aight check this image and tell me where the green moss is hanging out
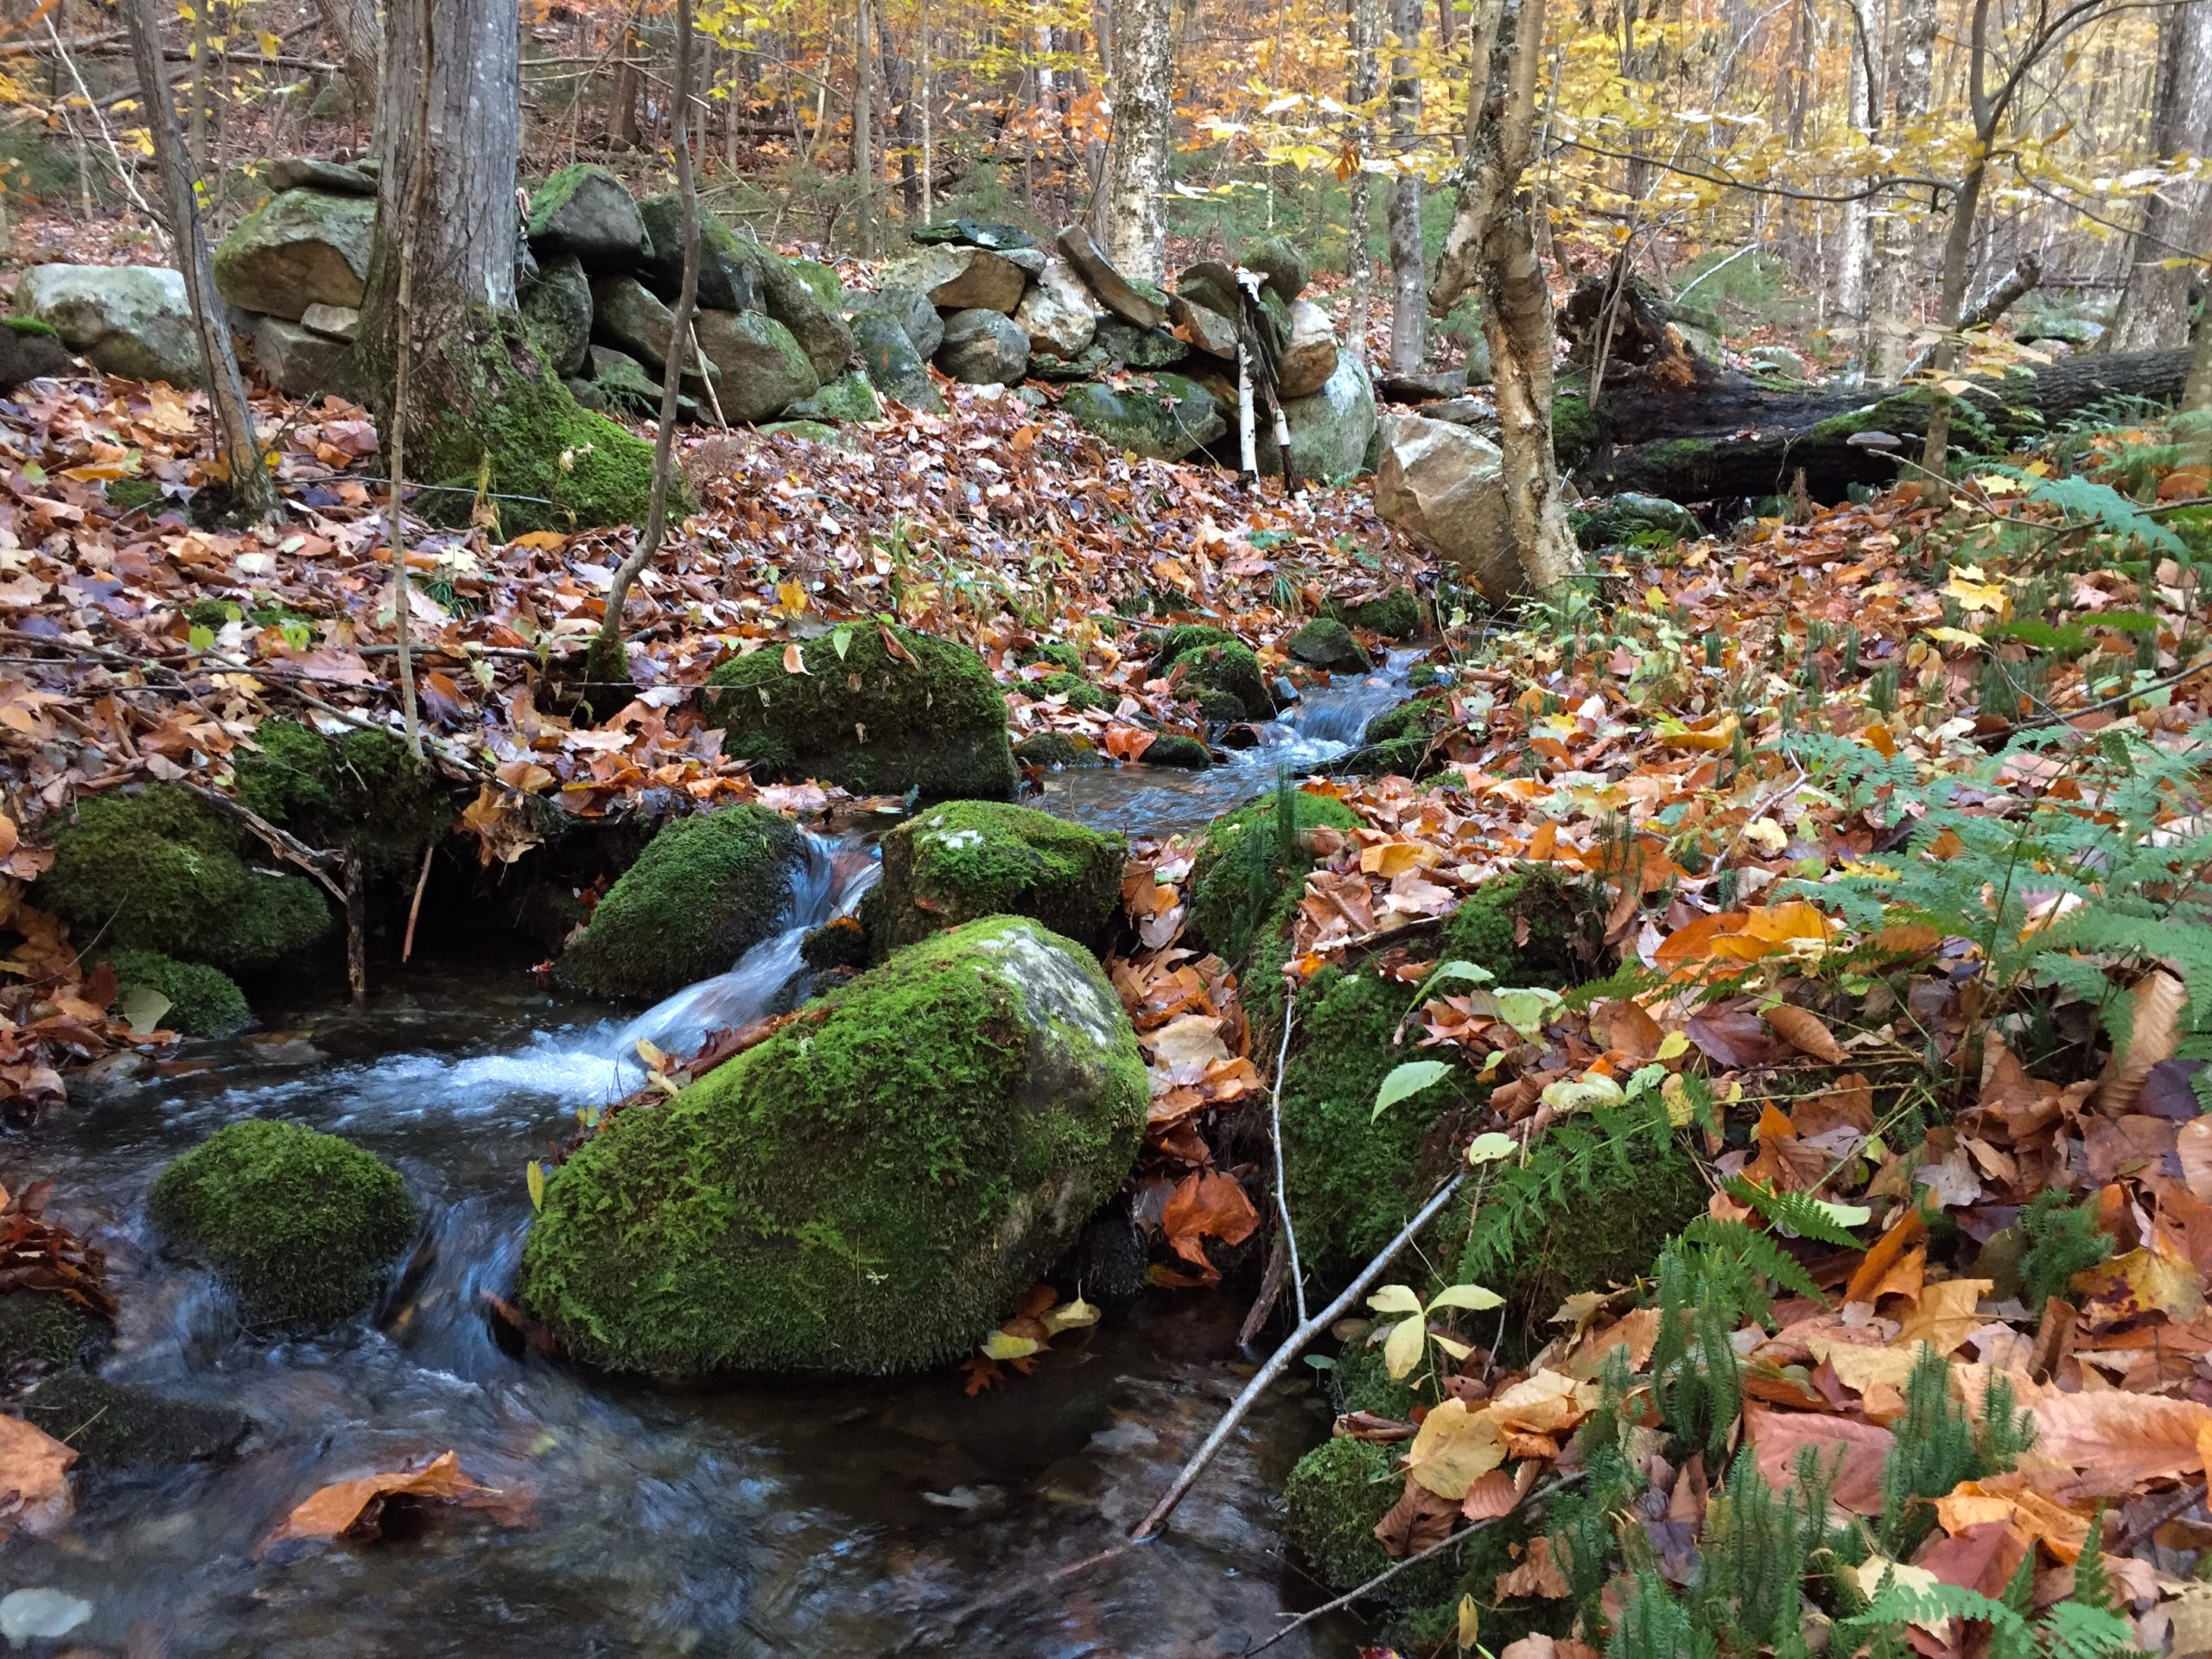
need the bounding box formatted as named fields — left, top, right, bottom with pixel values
left=1151, top=624, right=1236, bottom=665
left=200, top=868, right=334, bottom=970
left=104, top=477, right=163, bottom=513
left=1405, top=661, right=1446, bottom=690
left=4, top=314, right=60, bottom=340
left=1332, top=1332, right=1423, bottom=1420
left=1017, top=642, right=1085, bottom=673
left=149, top=1120, right=416, bottom=1330
left=702, top=625, right=1018, bottom=800
left=234, top=718, right=451, bottom=879
left=520, top=917, right=1149, bottom=1375
left=18, top=1372, right=250, bottom=1468
left=1014, top=731, right=1092, bottom=768
left=859, top=801, right=1125, bottom=957
left=105, top=949, right=250, bottom=1038
left=1438, top=868, right=1586, bottom=988
left=1282, top=1437, right=1401, bottom=1592
left=1338, top=589, right=1422, bottom=639
left=1551, top=391, right=1599, bottom=468
left=1287, top=618, right=1371, bottom=671
left=1159, top=636, right=1274, bottom=722
left=0, top=1294, right=99, bottom=1370
left=1185, top=791, right=1360, bottom=962
left=524, top=162, right=614, bottom=238
left=1337, top=693, right=1449, bottom=778
left=560, top=805, right=804, bottom=1001
left=1480, top=1139, right=1707, bottom=1321
left=181, top=597, right=237, bottom=629
left=1143, top=734, right=1213, bottom=768
left=1025, top=671, right=1113, bottom=712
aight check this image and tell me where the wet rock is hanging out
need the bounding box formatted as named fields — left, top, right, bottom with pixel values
left=246, top=314, right=365, bottom=403
left=0, top=1294, right=99, bottom=1371
left=1013, top=731, right=1096, bottom=768
left=637, top=194, right=761, bottom=313
left=526, top=163, right=650, bottom=268
left=1373, top=412, right=1516, bottom=606
left=0, top=317, right=75, bottom=390
left=880, top=245, right=1029, bottom=314
left=519, top=253, right=592, bottom=376
left=561, top=805, right=805, bottom=1003
left=1286, top=618, right=1371, bottom=672
left=935, top=308, right=1030, bottom=385
left=690, top=308, right=819, bottom=423
left=213, top=189, right=376, bottom=319
left=755, top=247, right=855, bottom=380
left=1152, top=624, right=1276, bottom=722
left=105, top=949, right=251, bottom=1038
left=1063, top=372, right=1223, bottom=461
left=860, top=801, right=1125, bottom=958
left=1013, top=257, right=1101, bottom=360
left=298, top=302, right=359, bottom=340
left=520, top=917, right=1149, bottom=1376
left=851, top=309, right=943, bottom=411
left=1141, top=734, right=1213, bottom=769
left=785, top=368, right=882, bottom=423
left=703, top=624, right=1018, bottom=799
left=1274, top=299, right=1339, bottom=399
left=854, top=282, right=943, bottom=359
left=19, top=1372, right=251, bottom=1468
left=0, top=1589, right=92, bottom=1645
left=266, top=156, right=378, bottom=195
left=17, top=264, right=200, bottom=386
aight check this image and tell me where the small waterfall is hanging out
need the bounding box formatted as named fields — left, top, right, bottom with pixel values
left=1277, top=648, right=1423, bottom=746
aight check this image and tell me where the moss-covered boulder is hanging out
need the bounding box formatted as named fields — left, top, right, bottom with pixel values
left=149, top=1120, right=416, bottom=1329
left=1142, top=734, right=1213, bottom=769
left=1337, top=692, right=1447, bottom=778
left=1154, top=626, right=1276, bottom=722
left=1019, top=670, right=1113, bottom=711
left=560, top=805, right=804, bottom=1002
left=1186, top=790, right=1360, bottom=963
left=860, top=802, right=1124, bottom=958
left=786, top=368, right=883, bottom=423
left=1014, top=731, right=1093, bottom=768
left=520, top=917, right=1149, bottom=1376
left=211, top=188, right=376, bottom=320
left=525, top=163, right=649, bottom=268
left=520, top=252, right=594, bottom=377
left=691, top=308, right=820, bottom=423
left=106, top=950, right=250, bottom=1039
left=1287, top=618, right=1372, bottom=672
left=637, top=194, right=761, bottom=313
left=37, top=785, right=331, bottom=972
left=754, top=245, right=855, bottom=382
left=1334, top=588, right=1423, bottom=639
left=853, top=308, right=944, bottom=412
left=1282, top=1436, right=1401, bottom=1592
left=19, top=1372, right=250, bottom=1469
left=0, top=1294, right=99, bottom=1371
left=235, top=718, right=451, bottom=878
left=1472, top=1135, right=1708, bottom=1323
left=703, top=626, right=1018, bottom=800
left=1063, top=372, right=1224, bottom=461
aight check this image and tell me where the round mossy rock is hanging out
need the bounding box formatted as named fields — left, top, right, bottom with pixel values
left=1142, top=734, right=1213, bottom=769
left=520, top=917, right=1149, bottom=1376
left=1282, top=1436, right=1400, bottom=1592
left=859, top=801, right=1125, bottom=958
left=1153, top=626, right=1275, bottom=721
left=149, top=1120, right=416, bottom=1329
left=560, top=805, right=805, bottom=1002
left=1013, top=731, right=1092, bottom=768
left=1185, top=791, right=1360, bottom=962
left=1286, top=618, right=1372, bottom=672
left=106, top=950, right=250, bottom=1039
left=1337, top=588, right=1422, bottom=639
left=235, top=717, right=452, bottom=879
left=703, top=625, right=1018, bottom=801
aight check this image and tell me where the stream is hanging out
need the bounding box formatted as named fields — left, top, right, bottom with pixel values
left=0, top=654, right=1417, bottom=1656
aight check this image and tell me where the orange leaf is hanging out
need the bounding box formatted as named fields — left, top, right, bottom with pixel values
left=1844, top=1212, right=1928, bottom=1306
left=263, top=1450, right=516, bottom=1550
left=0, top=1414, right=74, bottom=1535
left=1765, top=1004, right=1846, bottom=1064
left=1161, top=1171, right=1259, bottom=1271
left=782, top=642, right=810, bottom=675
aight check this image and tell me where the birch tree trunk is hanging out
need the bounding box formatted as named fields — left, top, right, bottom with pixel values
left=2109, top=0, right=2212, bottom=353
left=854, top=0, right=877, bottom=255
left=1834, top=0, right=1881, bottom=374
left=1346, top=0, right=1381, bottom=356
left=1384, top=0, right=1426, bottom=375
left=1865, top=0, right=1934, bottom=382
left=1104, top=0, right=1172, bottom=281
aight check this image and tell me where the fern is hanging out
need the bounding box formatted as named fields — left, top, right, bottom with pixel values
left=1984, top=466, right=2189, bottom=556
left=1662, top=1215, right=1825, bottom=1317
left=1725, top=1177, right=1865, bottom=1248
left=1455, top=1096, right=1677, bottom=1285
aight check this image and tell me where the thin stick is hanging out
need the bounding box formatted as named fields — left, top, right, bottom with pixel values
left=344, top=853, right=367, bottom=1003
left=385, top=0, right=434, bottom=762
left=1130, top=1170, right=1466, bottom=1542
left=45, top=15, right=158, bottom=224
left=1267, top=995, right=1307, bottom=1326
left=402, top=839, right=435, bottom=963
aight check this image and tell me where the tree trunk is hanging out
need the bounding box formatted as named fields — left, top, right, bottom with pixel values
left=2187, top=295, right=2212, bottom=410
left=2109, top=0, right=2212, bottom=353
left=854, top=0, right=876, bottom=255
left=1346, top=0, right=1380, bottom=359
left=875, top=1, right=920, bottom=221
left=1104, top=0, right=1170, bottom=281
left=1834, top=0, right=1880, bottom=373
left=358, top=0, right=655, bottom=532
left=120, top=0, right=276, bottom=522
left=610, top=22, right=643, bottom=149
left=1865, top=0, right=1934, bottom=381
left=315, top=0, right=382, bottom=119
left=1383, top=0, right=1424, bottom=374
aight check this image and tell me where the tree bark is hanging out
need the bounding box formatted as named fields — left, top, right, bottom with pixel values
left=854, top=0, right=876, bottom=255
left=2187, top=293, right=2212, bottom=410
left=315, top=0, right=382, bottom=119
left=1834, top=0, right=1880, bottom=372
left=1346, top=0, right=1380, bottom=358
left=120, top=0, right=276, bottom=522
left=2109, top=0, right=2212, bottom=353
left=1865, top=0, right=1934, bottom=381
left=1103, top=0, right=1171, bottom=281
left=874, top=1, right=920, bottom=221
left=1383, top=0, right=1425, bottom=374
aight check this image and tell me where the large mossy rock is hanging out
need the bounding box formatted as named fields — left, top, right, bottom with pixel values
left=855, top=283, right=944, bottom=359
left=520, top=253, right=594, bottom=378
left=1153, top=623, right=1275, bottom=721
left=1374, top=413, right=1516, bottom=606
left=1287, top=617, right=1371, bottom=672
left=589, top=275, right=709, bottom=379
left=519, top=917, right=1149, bottom=1376
left=852, top=309, right=943, bottom=411
left=1064, top=372, right=1223, bottom=461
left=37, top=784, right=331, bottom=972
left=560, top=805, right=804, bottom=1002
left=755, top=246, right=854, bottom=381
left=703, top=626, right=1017, bottom=800
left=0, top=317, right=74, bottom=390
left=691, top=308, right=819, bottom=423
left=785, top=367, right=882, bottom=423
left=212, top=188, right=376, bottom=319
left=105, top=949, right=250, bottom=1039
left=1185, top=789, right=1360, bottom=963
left=526, top=164, right=650, bottom=268
left=637, top=195, right=760, bottom=313
left=16, top=265, right=200, bottom=386
left=235, top=718, right=450, bottom=878
left=149, top=1120, right=416, bottom=1329
left=860, top=801, right=1124, bottom=959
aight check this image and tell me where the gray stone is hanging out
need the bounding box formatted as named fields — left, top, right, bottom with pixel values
left=879, top=245, right=1027, bottom=314
left=1013, top=257, right=1101, bottom=359
left=852, top=309, right=943, bottom=412
left=1054, top=224, right=1166, bottom=331
left=935, top=308, right=1030, bottom=385
left=527, top=163, right=650, bottom=268
left=1576, top=492, right=1702, bottom=549
left=1241, top=235, right=1309, bottom=302
left=246, top=314, right=365, bottom=403
left=1167, top=293, right=1238, bottom=361
left=1746, top=344, right=1808, bottom=378
left=0, top=1589, right=92, bottom=1644
left=520, top=253, right=592, bottom=377
left=1373, top=413, right=1516, bottom=605
left=692, top=308, right=820, bottom=423
left=212, top=189, right=376, bottom=320
left=785, top=368, right=882, bottom=423
left=756, top=248, right=854, bottom=380
left=1262, top=349, right=1376, bottom=484
left=18, top=264, right=200, bottom=386
left=1095, top=316, right=1188, bottom=370
left=1276, top=298, right=1339, bottom=399
left=1177, top=261, right=1243, bottom=321
left=297, top=302, right=359, bottom=340
left=1063, top=372, right=1226, bottom=461
left=0, top=319, right=75, bottom=389
left=1422, top=396, right=1490, bottom=427
left=266, top=156, right=377, bottom=195
left=1001, top=247, right=1047, bottom=277
left=912, top=218, right=1036, bottom=251
left=588, top=275, right=708, bottom=378
left=582, top=345, right=664, bottom=416
left=636, top=194, right=761, bottom=314
left=855, top=283, right=943, bottom=358
left=788, top=257, right=843, bottom=311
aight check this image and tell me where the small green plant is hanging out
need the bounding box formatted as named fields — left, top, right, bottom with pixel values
left=2018, top=1188, right=2113, bottom=1308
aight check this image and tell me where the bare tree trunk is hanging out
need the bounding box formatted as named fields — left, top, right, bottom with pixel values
left=2110, top=0, right=2212, bottom=353
left=315, top=0, right=383, bottom=119
left=875, top=1, right=920, bottom=221
left=1088, top=0, right=1112, bottom=242
left=854, top=0, right=876, bottom=255
left=1834, top=0, right=1880, bottom=374
left=1865, top=0, right=1934, bottom=381
left=120, top=0, right=276, bottom=523
left=1104, top=0, right=1172, bottom=281
left=1347, top=0, right=1381, bottom=359
left=610, top=22, right=643, bottom=149
left=2188, top=281, right=2212, bottom=410
left=1384, top=0, right=1425, bottom=374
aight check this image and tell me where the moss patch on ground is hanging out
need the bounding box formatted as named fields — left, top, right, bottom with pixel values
left=106, top=949, right=251, bottom=1038
left=1022, top=671, right=1115, bottom=712
left=1185, top=790, right=1361, bottom=963
left=149, top=1120, right=416, bottom=1330
left=560, top=805, right=804, bottom=1002
left=0, top=1294, right=99, bottom=1370
left=235, top=718, right=452, bottom=878
left=860, top=801, right=1125, bottom=957
left=19, top=1371, right=251, bottom=1468
left=703, top=625, right=1018, bottom=800
left=1473, top=1135, right=1709, bottom=1324
left=1282, top=1436, right=1402, bottom=1592
left=520, top=917, right=1148, bottom=1376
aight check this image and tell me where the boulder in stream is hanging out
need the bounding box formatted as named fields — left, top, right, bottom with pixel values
left=104, top=949, right=251, bottom=1039
left=1151, top=623, right=1274, bottom=722
left=149, top=1120, right=416, bottom=1329
left=860, top=801, right=1124, bottom=959
left=560, top=805, right=805, bottom=1003
left=520, top=916, right=1148, bottom=1375
left=1285, top=618, right=1370, bottom=673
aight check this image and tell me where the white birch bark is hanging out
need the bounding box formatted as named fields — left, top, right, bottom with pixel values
left=1104, top=0, right=1172, bottom=282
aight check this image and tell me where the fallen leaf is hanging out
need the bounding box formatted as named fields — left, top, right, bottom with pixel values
left=0, top=1414, right=74, bottom=1535
left=1764, top=1003, right=1847, bottom=1065
left=264, top=1451, right=516, bottom=1550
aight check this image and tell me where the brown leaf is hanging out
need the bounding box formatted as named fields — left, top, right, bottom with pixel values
left=1746, top=1404, right=1894, bottom=1514
left=1160, top=1171, right=1258, bottom=1272
left=1765, top=1003, right=1847, bottom=1064
left=1373, top=1471, right=1459, bottom=1557
left=2101, top=968, right=2186, bottom=1115
left=1493, top=1534, right=1571, bottom=1599
left=0, top=1413, right=74, bottom=1535
left=262, top=1450, right=518, bottom=1551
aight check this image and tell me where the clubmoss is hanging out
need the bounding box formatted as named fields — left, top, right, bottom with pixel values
left=0, top=1294, right=99, bottom=1370
left=560, top=804, right=804, bottom=1002
left=1185, top=791, right=1361, bottom=963
left=105, top=949, right=251, bottom=1038
left=19, top=1371, right=251, bottom=1468
left=519, top=917, right=1149, bottom=1376
left=149, top=1120, right=416, bottom=1330
left=234, top=718, right=452, bottom=879
left=1281, top=1436, right=1401, bottom=1592
left=702, top=625, right=1018, bottom=800
left=859, top=800, right=1125, bottom=957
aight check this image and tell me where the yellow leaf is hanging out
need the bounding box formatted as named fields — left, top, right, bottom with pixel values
left=1382, top=1311, right=1427, bottom=1379
left=525, top=1160, right=545, bottom=1211
left=1927, top=626, right=1987, bottom=650
left=1655, top=1030, right=1690, bottom=1061
left=257, top=29, right=282, bottom=57
left=1369, top=1284, right=1423, bottom=1315
left=981, top=1330, right=1041, bottom=1361
left=1893, top=1279, right=1992, bottom=1355
left=1360, top=841, right=1441, bottom=877
left=1457, top=1594, right=1481, bottom=1649
left=776, top=579, right=809, bottom=615
left=1943, top=573, right=2009, bottom=613
left=1402, top=1397, right=1506, bottom=1499
left=1041, top=1295, right=1100, bottom=1336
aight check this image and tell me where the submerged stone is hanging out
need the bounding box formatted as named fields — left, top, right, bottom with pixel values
left=520, top=917, right=1149, bottom=1376
left=19, top=1372, right=250, bottom=1468
left=860, top=801, right=1124, bottom=958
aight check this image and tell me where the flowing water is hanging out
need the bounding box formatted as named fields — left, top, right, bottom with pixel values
left=0, top=658, right=1421, bottom=1656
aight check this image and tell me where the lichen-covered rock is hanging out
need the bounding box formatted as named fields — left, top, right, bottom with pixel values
left=1274, top=298, right=1339, bottom=399
left=788, top=257, right=843, bottom=310
left=19, top=1373, right=250, bottom=1469
left=1287, top=618, right=1371, bottom=672
left=235, top=718, right=451, bottom=878
left=106, top=950, right=251, bottom=1039
left=212, top=189, right=376, bottom=319
left=879, top=245, right=1028, bottom=314
left=1374, top=413, right=1516, bottom=605
left=1154, top=624, right=1274, bottom=721
left=1241, top=235, right=1310, bottom=303
left=1185, top=789, right=1359, bottom=963
left=855, top=282, right=944, bottom=359
left=852, top=309, right=943, bottom=411
left=298, top=302, right=359, bottom=340
left=149, top=1120, right=416, bottom=1329
left=1282, top=1437, right=1399, bottom=1592
left=755, top=245, right=855, bottom=381
left=636, top=194, right=761, bottom=313
left=245, top=314, right=365, bottom=403
left=785, top=368, right=882, bottom=423
left=1063, top=372, right=1224, bottom=461
left=526, top=164, right=650, bottom=268
left=1014, top=257, right=1102, bottom=359
left=520, top=917, right=1149, bottom=1375
left=1265, top=350, right=1376, bottom=485
left=704, top=625, right=1018, bottom=800
left=560, top=805, right=804, bottom=1002
left=16, top=264, right=200, bottom=386
left=860, top=802, right=1124, bottom=958
left=589, top=275, right=710, bottom=379
left=37, top=784, right=332, bottom=972
left=935, top=308, right=1030, bottom=385
left=1574, top=491, right=1702, bottom=550
left=690, top=308, right=820, bottom=423
left=911, top=218, right=1035, bottom=251
left=520, top=252, right=594, bottom=377
left=267, top=156, right=378, bottom=195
